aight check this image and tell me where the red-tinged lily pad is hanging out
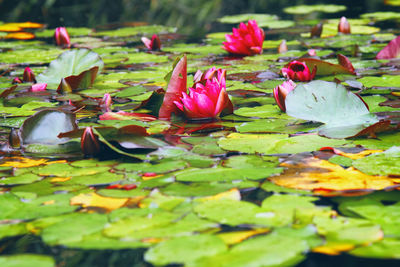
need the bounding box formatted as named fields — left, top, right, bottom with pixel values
left=352, top=120, right=395, bottom=138
left=0, top=85, right=17, bottom=98
left=376, top=35, right=400, bottom=59
left=337, top=54, right=355, bottom=73
left=20, top=109, right=78, bottom=145
left=285, top=81, right=379, bottom=139
left=158, top=55, right=187, bottom=120
left=56, top=66, right=99, bottom=91
left=298, top=57, right=355, bottom=76
left=37, top=49, right=104, bottom=89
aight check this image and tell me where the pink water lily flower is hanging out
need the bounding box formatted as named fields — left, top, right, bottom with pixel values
left=173, top=67, right=232, bottom=119
left=223, top=20, right=265, bottom=56
left=54, top=27, right=71, bottom=48
left=193, top=67, right=226, bottom=87
left=273, top=80, right=296, bottom=112
left=141, top=34, right=161, bottom=51
left=281, top=60, right=317, bottom=82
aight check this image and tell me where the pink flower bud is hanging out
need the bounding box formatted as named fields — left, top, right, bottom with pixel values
left=223, top=20, right=265, bottom=56
left=23, top=67, right=36, bottom=83
left=12, top=77, right=22, bottom=84
left=100, top=93, right=112, bottom=112
left=30, top=83, right=47, bottom=92
left=141, top=34, right=161, bottom=51
left=81, top=127, right=101, bottom=156
left=281, top=61, right=317, bottom=82
left=54, top=27, right=71, bottom=48
left=338, top=17, right=351, bottom=34
left=311, top=23, right=323, bottom=38
left=273, top=80, right=296, bottom=112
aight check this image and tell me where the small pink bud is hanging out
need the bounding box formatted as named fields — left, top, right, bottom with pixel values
left=100, top=93, right=112, bottom=112
left=311, top=23, right=323, bottom=38
left=273, top=80, right=296, bottom=112
left=278, top=40, right=288, bottom=53
left=23, top=67, right=36, bottom=83
left=12, top=77, right=22, bottom=84
left=30, top=83, right=47, bottom=92
left=141, top=34, right=161, bottom=51
left=338, top=17, right=351, bottom=34
left=54, top=27, right=71, bottom=48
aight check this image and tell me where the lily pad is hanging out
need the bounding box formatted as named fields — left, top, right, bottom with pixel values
left=37, top=48, right=104, bottom=89
left=284, top=4, right=346, bottom=14
left=285, top=81, right=379, bottom=138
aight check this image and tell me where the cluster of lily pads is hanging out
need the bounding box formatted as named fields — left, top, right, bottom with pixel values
left=1, top=4, right=400, bottom=267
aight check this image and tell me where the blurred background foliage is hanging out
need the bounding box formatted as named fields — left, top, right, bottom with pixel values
left=0, top=0, right=391, bottom=39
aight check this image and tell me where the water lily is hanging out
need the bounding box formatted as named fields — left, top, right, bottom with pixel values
left=12, top=77, right=22, bottom=84
left=281, top=60, right=316, bottom=82
left=81, top=127, right=100, bottom=156
left=23, top=67, right=36, bottom=83
left=100, top=93, right=112, bottom=112
left=223, top=20, right=264, bottom=56
left=193, top=67, right=226, bottom=87
left=141, top=34, right=161, bottom=51
left=173, top=67, right=232, bottom=119
left=30, top=83, right=47, bottom=92
left=54, top=27, right=71, bottom=48
left=273, top=80, right=296, bottom=112
left=338, top=16, right=350, bottom=34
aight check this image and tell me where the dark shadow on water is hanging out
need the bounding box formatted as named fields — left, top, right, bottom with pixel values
left=1, top=234, right=400, bottom=267
left=298, top=253, right=400, bottom=267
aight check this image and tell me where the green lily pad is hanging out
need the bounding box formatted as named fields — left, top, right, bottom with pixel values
left=0, top=254, right=55, bottom=267
left=284, top=4, right=346, bottom=14
left=37, top=48, right=104, bottom=88
left=352, top=147, right=400, bottom=176
left=217, top=14, right=277, bottom=24
left=145, top=234, right=227, bottom=266
left=285, top=81, right=378, bottom=138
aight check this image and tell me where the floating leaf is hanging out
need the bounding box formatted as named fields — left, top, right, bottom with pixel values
left=0, top=254, right=55, bottom=267
left=145, top=234, right=227, bottom=266
left=20, top=109, right=78, bottom=145
left=5, top=32, right=35, bottom=40
left=37, top=49, right=104, bottom=89
left=298, top=58, right=355, bottom=76
left=218, top=14, right=277, bottom=24
left=284, top=4, right=346, bottom=14
left=285, top=81, right=379, bottom=138
left=70, top=192, right=129, bottom=211
left=270, top=157, right=400, bottom=196
left=352, top=146, right=400, bottom=176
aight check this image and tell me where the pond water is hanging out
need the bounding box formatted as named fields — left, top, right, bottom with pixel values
left=0, top=2, right=400, bottom=267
